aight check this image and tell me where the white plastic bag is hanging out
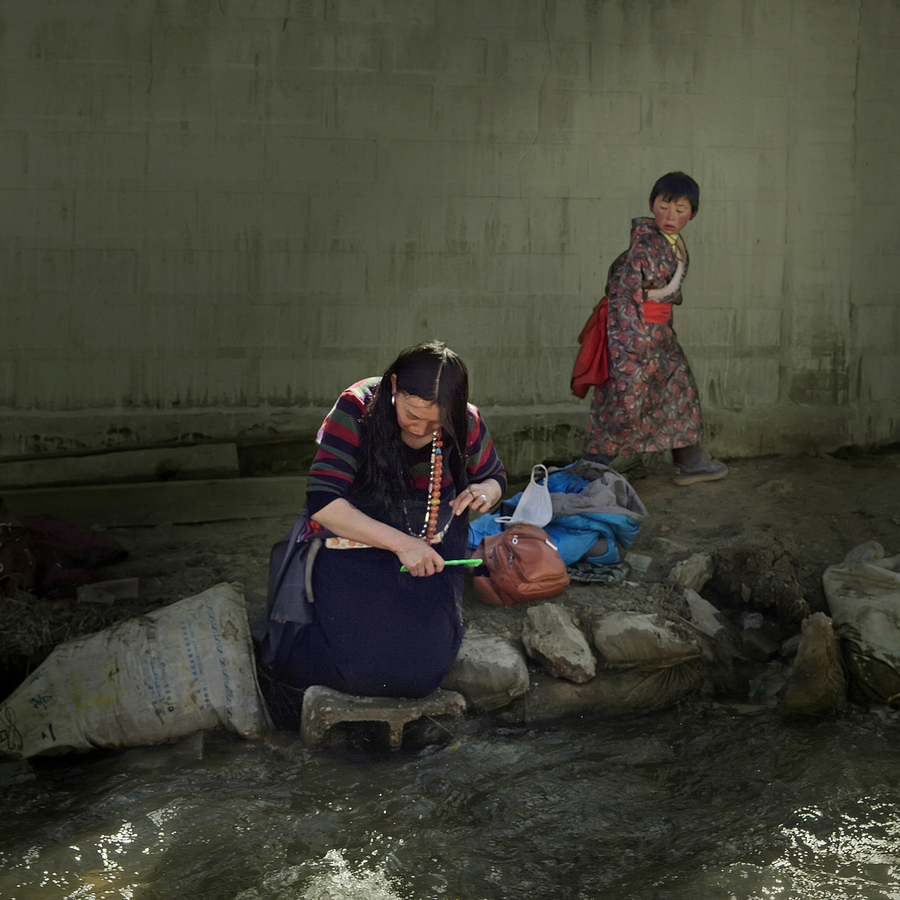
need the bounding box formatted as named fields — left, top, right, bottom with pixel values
left=495, top=464, right=553, bottom=527
left=0, top=583, right=271, bottom=760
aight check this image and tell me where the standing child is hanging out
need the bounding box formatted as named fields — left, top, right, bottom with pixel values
left=574, top=171, right=727, bottom=485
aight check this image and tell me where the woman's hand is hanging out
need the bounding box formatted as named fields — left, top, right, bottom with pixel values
left=395, top=536, right=445, bottom=578
left=313, top=498, right=444, bottom=577
left=450, top=477, right=503, bottom=518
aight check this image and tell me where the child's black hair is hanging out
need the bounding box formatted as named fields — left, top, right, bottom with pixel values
left=649, top=171, right=700, bottom=214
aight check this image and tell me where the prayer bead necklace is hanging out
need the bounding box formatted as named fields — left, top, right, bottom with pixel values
left=419, top=429, right=444, bottom=544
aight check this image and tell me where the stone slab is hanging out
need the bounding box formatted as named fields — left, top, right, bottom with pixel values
left=0, top=443, right=241, bottom=490
left=300, top=685, right=467, bottom=749
left=1, top=476, right=308, bottom=527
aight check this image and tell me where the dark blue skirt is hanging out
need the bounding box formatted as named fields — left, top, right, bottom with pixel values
left=268, top=514, right=467, bottom=698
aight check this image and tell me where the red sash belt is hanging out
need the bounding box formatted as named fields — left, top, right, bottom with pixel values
left=571, top=293, right=674, bottom=399
left=643, top=300, right=672, bottom=324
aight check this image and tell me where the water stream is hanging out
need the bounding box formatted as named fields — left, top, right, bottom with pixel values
left=2, top=702, right=900, bottom=899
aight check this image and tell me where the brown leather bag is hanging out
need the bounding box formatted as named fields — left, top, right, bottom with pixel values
left=473, top=523, right=570, bottom=606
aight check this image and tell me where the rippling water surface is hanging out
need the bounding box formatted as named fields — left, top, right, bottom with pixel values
left=2, top=703, right=900, bottom=899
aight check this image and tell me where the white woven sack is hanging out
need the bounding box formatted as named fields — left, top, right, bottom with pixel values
left=823, top=549, right=900, bottom=702
left=0, top=583, right=270, bottom=760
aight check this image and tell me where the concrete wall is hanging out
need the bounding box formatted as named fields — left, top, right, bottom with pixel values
left=0, top=0, right=898, bottom=476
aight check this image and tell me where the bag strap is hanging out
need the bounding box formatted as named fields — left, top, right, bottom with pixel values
left=304, top=537, right=323, bottom=604
left=271, top=515, right=309, bottom=593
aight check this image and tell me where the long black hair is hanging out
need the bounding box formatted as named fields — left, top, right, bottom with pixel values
left=353, top=340, right=470, bottom=511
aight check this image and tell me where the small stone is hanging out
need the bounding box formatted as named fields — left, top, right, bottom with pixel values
left=522, top=603, right=596, bottom=684
left=669, top=552, right=714, bottom=592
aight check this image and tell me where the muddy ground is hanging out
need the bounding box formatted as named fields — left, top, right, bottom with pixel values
left=2, top=447, right=898, bottom=702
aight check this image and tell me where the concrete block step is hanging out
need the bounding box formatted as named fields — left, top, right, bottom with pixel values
left=0, top=443, right=241, bottom=490
left=300, top=685, right=467, bottom=749
left=2, top=476, right=308, bottom=527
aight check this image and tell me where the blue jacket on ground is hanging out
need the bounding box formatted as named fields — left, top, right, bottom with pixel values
left=469, top=462, right=647, bottom=566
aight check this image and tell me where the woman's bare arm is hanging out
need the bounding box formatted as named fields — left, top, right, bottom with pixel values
left=311, top=497, right=445, bottom=577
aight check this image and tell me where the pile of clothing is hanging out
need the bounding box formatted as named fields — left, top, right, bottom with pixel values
left=469, top=460, right=648, bottom=583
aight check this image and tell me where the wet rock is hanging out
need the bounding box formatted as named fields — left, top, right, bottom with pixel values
left=442, top=631, right=530, bottom=711
left=780, top=612, right=847, bottom=714
left=669, top=552, right=713, bottom=592
left=521, top=603, right=596, bottom=684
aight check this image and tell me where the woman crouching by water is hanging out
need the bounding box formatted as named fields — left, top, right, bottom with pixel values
left=261, top=340, right=506, bottom=699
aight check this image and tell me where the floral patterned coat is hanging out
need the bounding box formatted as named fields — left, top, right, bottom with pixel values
left=583, top=217, right=703, bottom=458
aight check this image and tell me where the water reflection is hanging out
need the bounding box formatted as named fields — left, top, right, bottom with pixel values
left=1, top=704, right=899, bottom=899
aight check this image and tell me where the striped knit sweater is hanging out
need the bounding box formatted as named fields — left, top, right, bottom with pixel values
left=306, top=378, right=506, bottom=528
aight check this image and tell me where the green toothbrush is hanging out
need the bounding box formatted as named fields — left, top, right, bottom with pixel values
left=401, top=558, right=482, bottom=572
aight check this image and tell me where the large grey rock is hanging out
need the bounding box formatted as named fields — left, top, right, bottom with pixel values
left=442, top=632, right=530, bottom=711
left=521, top=603, right=596, bottom=684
